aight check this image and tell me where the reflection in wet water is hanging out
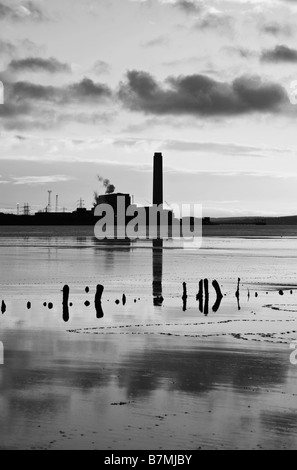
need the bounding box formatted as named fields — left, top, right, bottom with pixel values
left=152, top=240, right=164, bottom=307
left=1, top=232, right=297, bottom=448
left=0, top=330, right=295, bottom=450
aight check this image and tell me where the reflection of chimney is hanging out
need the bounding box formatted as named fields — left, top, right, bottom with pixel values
left=153, top=152, right=163, bottom=207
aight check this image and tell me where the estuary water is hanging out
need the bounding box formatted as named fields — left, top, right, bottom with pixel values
left=0, top=225, right=297, bottom=449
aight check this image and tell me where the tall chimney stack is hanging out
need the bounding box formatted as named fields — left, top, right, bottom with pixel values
left=153, top=152, right=163, bottom=207
left=48, top=190, right=52, bottom=213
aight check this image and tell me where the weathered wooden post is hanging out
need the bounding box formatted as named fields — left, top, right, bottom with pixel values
left=204, top=279, right=209, bottom=316
left=63, top=285, right=70, bottom=323
left=95, top=284, right=104, bottom=319
left=212, top=280, right=223, bottom=313
left=1, top=300, right=6, bottom=314
left=182, top=282, right=187, bottom=312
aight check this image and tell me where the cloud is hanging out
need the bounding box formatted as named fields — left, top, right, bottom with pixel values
left=0, top=39, right=17, bottom=56
left=0, top=1, right=46, bottom=22
left=4, top=77, right=112, bottom=106
left=130, top=0, right=204, bottom=11
left=8, top=57, right=72, bottom=74
left=194, top=10, right=234, bottom=33
left=12, top=175, right=76, bottom=185
left=0, top=76, right=113, bottom=129
left=173, top=0, right=204, bottom=13
left=0, top=38, right=45, bottom=59
left=223, top=46, right=257, bottom=59
left=0, top=106, right=114, bottom=131
left=260, top=21, right=294, bottom=37
left=162, top=139, right=267, bottom=157
left=162, top=56, right=201, bottom=67
left=1, top=67, right=293, bottom=132
left=118, top=70, right=290, bottom=117
left=8, top=82, right=60, bottom=103
left=0, top=174, right=9, bottom=184
left=91, top=60, right=111, bottom=76
left=67, top=78, right=112, bottom=101
left=261, top=44, right=297, bottom=62
left=109, top=136, right=276, bottom=159
left=142, top=35, right=168, bottom=48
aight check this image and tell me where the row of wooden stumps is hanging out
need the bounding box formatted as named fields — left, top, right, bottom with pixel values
left=62, top=284, right=104, bottom=322
left=182, top=279, right=223, bottom=314
left=185, top=278, right=293, bottom=313
left=0, top=286, right=138, bottom=321
left=236, top=278, right=294, bottom=310
left=0, top=286, right=105, bottom=323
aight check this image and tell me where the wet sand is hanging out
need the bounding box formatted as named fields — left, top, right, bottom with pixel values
left=1, top=227, right=297, bottom=449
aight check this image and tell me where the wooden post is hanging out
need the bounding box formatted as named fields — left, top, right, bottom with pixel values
left=63, top=285, right=70, bottom=323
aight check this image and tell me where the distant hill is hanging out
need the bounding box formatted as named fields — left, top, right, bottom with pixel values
left=210, top=216, right=297, bottom=225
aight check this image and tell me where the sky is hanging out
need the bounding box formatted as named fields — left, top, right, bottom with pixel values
left=1, top=0, right=297, bottom=216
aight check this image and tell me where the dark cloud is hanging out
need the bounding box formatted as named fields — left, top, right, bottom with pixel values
left=173, top=0, right=204, bottom=13
left=260, top=22, right=294, bottom=37
left=0, top=77, right=113, bottom=129
left=6, top=77, right=112, bottom=105
left=261, top=45, right=297, bottom=63
left=67, top=78, right=112, bottom=101
left=0, top=1, right=46, bottom=22
left=8, top=57, right=71, bottom=74
left=92, top=60, right=111, bottom=76
left=0, top=102, right=31, bottom=119
left=0, top=2, right=18, bottom=20
left=0, top=69, right=292, bottom=131
left=118, top=70, right=289, bottom=116
left=11, top=81, right=59, bottom=102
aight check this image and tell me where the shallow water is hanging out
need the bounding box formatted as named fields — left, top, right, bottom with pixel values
left=0, top=226, right=297, bottom=449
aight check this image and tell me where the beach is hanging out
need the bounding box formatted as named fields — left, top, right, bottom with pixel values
left=0, top=226, right=297, bottom=450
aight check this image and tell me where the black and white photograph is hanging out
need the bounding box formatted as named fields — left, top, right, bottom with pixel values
left=1, top=0, right=297, bottom=453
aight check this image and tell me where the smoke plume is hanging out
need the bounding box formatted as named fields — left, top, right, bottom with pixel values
left=98, top=175, right=116, bottom=195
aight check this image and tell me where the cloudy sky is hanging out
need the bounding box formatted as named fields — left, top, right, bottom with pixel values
left=1, top=0, right=297, bottom=216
